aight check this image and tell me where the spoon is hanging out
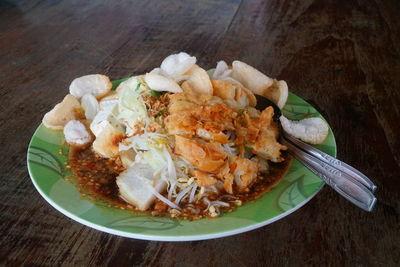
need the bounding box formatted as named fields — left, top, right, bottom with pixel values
left=255, top=95, right=377, bottom=212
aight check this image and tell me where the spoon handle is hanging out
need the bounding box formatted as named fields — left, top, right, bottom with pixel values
left=282, top=138, right=377, bottom=212
left=284, top=132, right=377, bottom=192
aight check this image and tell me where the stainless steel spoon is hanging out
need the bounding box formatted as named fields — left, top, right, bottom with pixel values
left=255, top=95, right=377, bottom=212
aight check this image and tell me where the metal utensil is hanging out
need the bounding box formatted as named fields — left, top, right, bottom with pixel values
left=255, top=95, right=377, bottom=211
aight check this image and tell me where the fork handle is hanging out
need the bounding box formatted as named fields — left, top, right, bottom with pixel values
left=283, top=140, right=377, bottom=211
left=284, top=133, right=377, bottom=192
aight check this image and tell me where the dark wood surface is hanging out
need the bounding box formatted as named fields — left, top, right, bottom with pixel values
left=1, top=0, right=399, bottom=266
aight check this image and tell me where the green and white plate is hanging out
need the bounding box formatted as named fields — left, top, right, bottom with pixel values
left=27, top=85, right=336, bottom=241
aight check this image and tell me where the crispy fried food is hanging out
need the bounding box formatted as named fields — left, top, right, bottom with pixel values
left=166, top=93, right=236, bottom=143
left=81, top=94, right=99, bottom=120
left=215, top=160, right=234, bottom=194
left=211, top=79, right=256, bottom=110
left=69, top=74, right=112, bottom=99
left=231, top=61, right=288, bottom=108
left=231, top=61, right=273, bottom=95
left=212, top=60, right=232, bottom=80
left=236, top=106, right=286, bottom=162
left=183, top=65, right=213, bottom=95
left=159, top=52, right=196, bottom=80
left=63, top=120, right=93, bottom=148
left=263, top=79, right=288, bottom=109
left=232, top=156, right=259, bottom=192
left=42, top=94, right=84, bottom=130
left=193, top=170, right=218, bottom=187
left=144, top=73, right=183, bottom=93
left=174, top=136, right=227, bottom=173
left=92, top=124, right=125, bottom=158
left=280, top=116, right=329, bottom=144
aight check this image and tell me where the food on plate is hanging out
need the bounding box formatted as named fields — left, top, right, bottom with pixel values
left=280, top=116, right=329, bottom=144
left=43, top=94, right=84, bottom=130
left=231, top=61, right=288, bottom=109
left=63, top=120, right=93, bottom=148
left=42, top=52, right=326, bottom=219
left=69, top=74, right=112, bottom=99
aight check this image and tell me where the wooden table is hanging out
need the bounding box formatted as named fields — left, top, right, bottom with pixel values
left=1, top=0, right=399, bottom=265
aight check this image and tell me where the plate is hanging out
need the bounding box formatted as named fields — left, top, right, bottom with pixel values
left=27, top=81, right=336, bottom=241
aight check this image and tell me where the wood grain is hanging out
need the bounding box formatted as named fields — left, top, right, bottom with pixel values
left=0, top=0, right=399, bottom=266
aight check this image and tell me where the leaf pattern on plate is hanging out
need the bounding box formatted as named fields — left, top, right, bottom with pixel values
left=28, top=146, right=65, bottom=177
left=105, top=216, right=182, bottom=232
left=283, top=102, right=318, bottom=120
left=278, top=175, right=308, bottom=212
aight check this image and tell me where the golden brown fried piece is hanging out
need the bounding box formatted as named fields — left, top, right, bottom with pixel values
left=174, top=136, right=227, bottom=173
left=236, top=106, right=286, bottom=162
left=42, top=94, right=85, bottom=130
left=211, top=79, right=256, bottom=111
left=92, top=124, right=125, bottom=158
left=215, top=160, right=234, bottom=194
left=182, top=65, right=213, bottom=95
left=166, top=93, right=236, bottom=143
left=193, top=170, right=217, bottom=187
left=231, top=156, right=259, bottom=192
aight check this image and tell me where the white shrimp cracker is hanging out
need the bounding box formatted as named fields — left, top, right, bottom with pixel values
left=63, top=120, right=93, bottom=147
left=42, top=94, right=84, bottom=130
left=81, top=94, right=99, bottom=120
left=280, top=116, right=329, bottom=144
left=160, top=52, right=197, bottom=78
left=144, top=73, right=182, bottom=93
left=69, top=74, right=112, bottom=99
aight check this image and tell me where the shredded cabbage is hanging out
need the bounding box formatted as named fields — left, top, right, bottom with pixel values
left=116, top=77, right=148, bottom=136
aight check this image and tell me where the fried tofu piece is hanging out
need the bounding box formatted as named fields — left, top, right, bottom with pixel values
left=92, top=124, right=125, bottom=158
left=116, top=163, right=167, bottom=210
left=119, top=148, right=136, bottom=169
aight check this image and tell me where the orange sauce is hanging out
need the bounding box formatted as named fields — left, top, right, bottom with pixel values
left=69, top=147, right=291, bottom=220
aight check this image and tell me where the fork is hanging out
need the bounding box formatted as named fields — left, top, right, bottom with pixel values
left=255, top=95, right=377, bottom=212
